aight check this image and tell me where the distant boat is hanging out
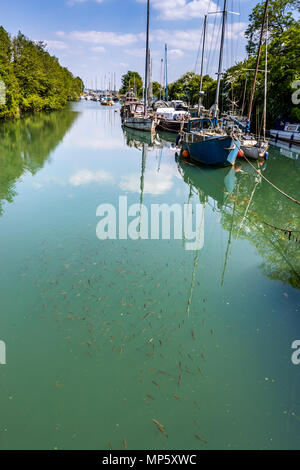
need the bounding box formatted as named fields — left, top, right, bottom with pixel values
left=156, top=107, right=189, bottom=133
left=123, top=115, right=156, bottom=132
left=123, top=0, right=155, bottom=133
left=120, top=89, right=140, bottom=118
left=101, top=94, right=114, bottom=106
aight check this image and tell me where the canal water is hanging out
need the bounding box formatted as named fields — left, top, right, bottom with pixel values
left=0, top=101, right=299, bottom=450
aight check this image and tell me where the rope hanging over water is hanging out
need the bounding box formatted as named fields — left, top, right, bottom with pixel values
left=243, top=155, right=300, bottom=206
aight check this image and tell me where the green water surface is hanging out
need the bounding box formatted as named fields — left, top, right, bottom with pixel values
left=0, top=101, right=299, bottom=450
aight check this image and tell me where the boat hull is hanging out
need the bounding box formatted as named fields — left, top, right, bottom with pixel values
left=241, top=140, right=268, bottom=160
left=270, top=130, right=300, bottom=144
left=123, top=117, right=156, bottom=133
left=182, top=135, right=240, bottom=167
left=157, top=119, right=188, bottom=134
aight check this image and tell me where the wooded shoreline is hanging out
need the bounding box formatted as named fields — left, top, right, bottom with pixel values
left=0, top=27, right=83, bottom=120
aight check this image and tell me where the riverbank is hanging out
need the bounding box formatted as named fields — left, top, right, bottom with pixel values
left=0, top=26, right=83, bottom=120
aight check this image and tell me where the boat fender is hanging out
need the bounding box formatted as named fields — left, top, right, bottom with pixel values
left=176, top=134, right=181, bottom=146
left=182, top=150, right=189, bottom=159
left=237, top=149, right=244, bottom=158
left=264, top=151, right=269, bottom=159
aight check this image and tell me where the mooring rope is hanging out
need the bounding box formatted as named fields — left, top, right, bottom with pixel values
left=179, top=154, right=300, bottom=239
left=243, top=155, right=300, bottom=206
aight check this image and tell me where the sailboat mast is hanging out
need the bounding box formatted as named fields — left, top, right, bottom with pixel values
left=165, top=44, right=168, bottom=102
left=263, top=14, right=268, bottom=140
left=214, top=0, right=228, bottom=119
left=144, top=0, right=150, bottom=116
left=159, top=58, right=163, bottom=100
left=198, top=14, right=207, bottom=117
left=247, top=0, right=269, bottom=122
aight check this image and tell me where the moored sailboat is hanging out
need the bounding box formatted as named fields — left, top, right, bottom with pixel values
left=123, top=0, right=156, bottom=133
left=180, top=1, right=241, bottom=167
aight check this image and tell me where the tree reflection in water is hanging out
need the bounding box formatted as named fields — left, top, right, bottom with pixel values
left=0, top=106, right=79, bottom=215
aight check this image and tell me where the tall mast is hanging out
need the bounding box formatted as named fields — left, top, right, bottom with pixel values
left=144, top=0, right=150, bottom=116
left=165, top=44, right=169, bottom=102
left=247, top=0, right=269, bottom=122
left=198, top=14, right=207, bottom=117
left=149, top=55, right=153, bottom=102
left=263, top=14, right=268, bottom=140
left=163, top=54, right=166, bottom=100
left=214, top=0, right=228, bottom=119
left=159, top=58, right=163, bottom=100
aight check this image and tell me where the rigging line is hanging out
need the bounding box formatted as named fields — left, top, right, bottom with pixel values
left=214, top=20, right=223, bottom=81
left=194, top=23, right=204, bottom=73
left=194, top=0, right=214, bottom=74
left=236, top=179, right=259, bottom=239
left=234, top=205, right=300, bottom=281
left=186, top=200, right=206, bottom=317
left=205, top=0, right=220, bottom=75
left=242, top=155, right=300, bottom=206
left=221, top=187, right=237, bottom=286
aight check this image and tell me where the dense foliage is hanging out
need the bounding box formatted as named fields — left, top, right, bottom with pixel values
left=167, top=72, right=217, bottom=107
left=119, top=71, right=143, bottom=98
left=223, top=0, right=300, bottom=128
left=0, top=27, right=83, bottom=120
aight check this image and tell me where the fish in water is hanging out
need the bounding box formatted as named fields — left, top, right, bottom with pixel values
left=152, top=419, right=168, bottom=438
left=123, top=439, right=127, bottom=449
left=173, top=393, right=181, bottom=401
left=158, top=370, right=169, bottom=376
left=152, top=381, right=160, bottom=389
left=146, top=394, right=154, bottom=400
left=178, top=374, right=182, bottom=388
left=152, top=418, right=164, bottom=428
left=195, top=434, right=207, bottom=444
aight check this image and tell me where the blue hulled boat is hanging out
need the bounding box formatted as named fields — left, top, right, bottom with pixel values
left=180, top=0, right=241, bottom=167
left=181, top=118, right=241, bottom=167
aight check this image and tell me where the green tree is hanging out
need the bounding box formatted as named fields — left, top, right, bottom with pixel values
left=0, top=27, right=20, bottom=118
left=245, top=0, right=299, bottom=55
left=119, top=71, right=143, bottom=98
left=168, top=72, right=216, bottom=107
left=0, top=26, right=83, bottom=120
left=152, top=81, right=161, bottom=99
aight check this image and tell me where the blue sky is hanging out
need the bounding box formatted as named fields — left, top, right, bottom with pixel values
left=1, top=0, right=259, bottom=88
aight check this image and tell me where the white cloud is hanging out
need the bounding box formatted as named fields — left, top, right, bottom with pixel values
left=67, top=0, right=104, bottom=5
left=91, top=46, right=106, bottom=52
left=66, top=31, right=140, bottom=46
left=44, top=40, right=68, bottom=50
left=168, top=49, right=184, bottom=57
left=137, top=0, right=218, bottom=21
left=69, top=169, right=114, bottom=186
left=119, top=164, right=177, bottom=195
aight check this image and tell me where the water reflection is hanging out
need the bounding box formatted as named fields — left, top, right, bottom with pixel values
left=123, top=127, right=300, bottom=289
left=121, top=128, right=178, bottom=196
left=0, top=107, right=79, bottom=215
